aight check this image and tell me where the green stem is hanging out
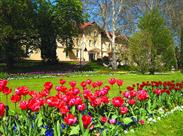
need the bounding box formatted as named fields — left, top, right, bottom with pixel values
left=79, top=113, right=84, bottom=135
left=15, top=103, right=17, bottom=113
left=6, top=95, right=8, bottom=106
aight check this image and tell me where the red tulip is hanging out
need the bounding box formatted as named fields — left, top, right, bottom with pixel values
left=72, top=88, right=80, bottom=95
left=29, top=91, right=39, bottom=98
left=82, top=115, right=92, bottom=128
left=75, top=96, right=83, bottom=105
left=39, top=89, right=50, bottom=97
left=0, top=80, right=8, bottom=91
left=130, top=90, right=137, bottom=98
left=2, top=87, right=12, bottom=95
left=77, top=103, right=85, bottom=111
left=165, top=89, right=171, bottom=95
left=15, top=86, right=29, bottom=96
left=56, top=86, right=67, bottom=93
left=101, top=96, right=110, bottom=104
left=81, top=81, right=87, bottom=88
left=117, top=79, right=123, bottom=86
left=83, top=89, right=92, bottom=99
left=19, top=101, right=28, bottom=110
left=120, top=106, right=128, bottom=114
left=96, top=81, right=103, bottom=87
left=60, top=79, right=66, bottom=85
left=100, top=116, right=108, bottom=123
left=128, top=99, right=136, bottom=105
left=123, top=91, right=130, bottom=98
left=137, top=90, right=149, bottom=101
left=139, top=120, right=145, bottom=125
left=69, top=81, right=76, bottom=88
left=100, top=89, right=108, bottom=96
left=59, top=105, right=69, bottom=115
left=86, top=79, right=92, bottom=84
left=108, top=78, right=116, bottom=85
left=46, top=96, right=60, bottom=107
left=112, top=96, right=124, bottom=107
left=11, top=94, right=21, bottom=103
left=127, top=86, right=134, bottom=91
left=27, top=98, right=41, bottom=112
left=91, top=82, right=97, bottom=88
left=90, top=98, right=102, bottom=107
left=103, top=85, right=110, bottom=91
left=64, top=114, right=77, bottom=125
left=68, top=98, right=76, bottom=107
left=154, top=89, right=162, bottom=96
left=44, top=82, right=53, bottom=90
left=0, top=103, right=5, bottom=117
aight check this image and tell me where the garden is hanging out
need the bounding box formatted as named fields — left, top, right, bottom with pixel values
left=0, top=72, right=183, bottom=136
left=1, top=0, right=183, bottom=136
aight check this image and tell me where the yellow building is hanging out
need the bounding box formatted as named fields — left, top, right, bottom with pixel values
left=27, top=22, right=126, bottom=62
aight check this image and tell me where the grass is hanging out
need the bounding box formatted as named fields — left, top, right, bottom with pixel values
left=1, top=71, right=183, bottom=136
left=6, top=71, right=183, bottom=96
left=126, top=111, right=183, bottom=136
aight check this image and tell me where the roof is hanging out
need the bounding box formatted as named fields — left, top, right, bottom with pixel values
left=80, top=21, right=128, bottom=42
left=80, top=22, right=95, bottom=30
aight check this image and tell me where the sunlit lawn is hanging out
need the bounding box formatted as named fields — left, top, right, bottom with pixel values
left=6, top=71, right=183, bottom=96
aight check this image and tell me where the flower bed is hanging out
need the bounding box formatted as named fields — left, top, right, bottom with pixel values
left=0, top=78, right=183, bottom=136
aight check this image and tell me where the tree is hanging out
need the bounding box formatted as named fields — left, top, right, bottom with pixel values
left=83, top=0, right=133, bottom=70
left=181, top=28, right=183, bottom=69
left=55, top=0, right=83, bottom=53
left=129, top=31, right=153, bottom=74
left=33, top=0, right=58, bottom=64
left=34, top=0, right=83, bottom=64
left=168, top=0, right=183, bottom=70
left=129, top=9, right=176, bottom=74
left=0, top=0, right=38, bottom=68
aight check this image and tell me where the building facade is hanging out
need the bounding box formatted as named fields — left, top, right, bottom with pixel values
left=27, top=22, right=125, bottom=62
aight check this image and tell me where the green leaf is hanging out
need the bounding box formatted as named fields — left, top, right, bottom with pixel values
left=123, top=117, right=133, bottom=124
left=71, top=106, right=76, bottom=114
left=37, top=113, right=43, bottom=127
left=111, top=115, right=118, bottom=120
left=69, top=125, right=80, bottom=136
left=57, top=120, right=61, bottom=136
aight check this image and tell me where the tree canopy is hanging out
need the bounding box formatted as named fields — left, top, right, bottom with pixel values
left=129, top=9, right=176, bottom=74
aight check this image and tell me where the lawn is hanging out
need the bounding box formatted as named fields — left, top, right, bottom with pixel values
left=6, top=71, right=183, bottom=97
left=1, top=71, right=183, bottom=136
left=126, top=111, right=183, bottom=136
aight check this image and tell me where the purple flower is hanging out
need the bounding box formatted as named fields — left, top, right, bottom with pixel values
left=109, top=119, right=116, bottom=124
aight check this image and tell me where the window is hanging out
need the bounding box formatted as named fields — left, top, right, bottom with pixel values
left=93, top=40, right=96, bottom=47
left=89, top=40, right=92, bottom=47
left=76, top=50, right=79, bottom=58
left=66, top=51, right=69, bottom=58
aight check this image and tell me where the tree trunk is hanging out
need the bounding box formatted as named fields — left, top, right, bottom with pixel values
left=111, top=37, right=117, bottom=70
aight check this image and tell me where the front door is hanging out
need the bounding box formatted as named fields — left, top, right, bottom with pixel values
left=89, top=53, right=95, bottom=61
